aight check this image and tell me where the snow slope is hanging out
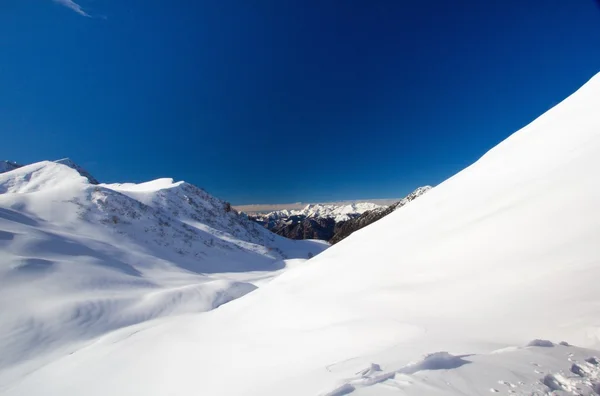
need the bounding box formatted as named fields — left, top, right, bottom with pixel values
left=3, top=73, right=600, bottom=396
left=0, top=161, right=326, bottom=387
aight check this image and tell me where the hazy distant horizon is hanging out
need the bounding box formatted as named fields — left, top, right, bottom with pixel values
left=234, top=198, right=401, bottom=213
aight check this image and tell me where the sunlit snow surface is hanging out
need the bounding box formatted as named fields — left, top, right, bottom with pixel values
left=0, top=163, right=326, bottom=388
left=2, top=73, right=600, bottom=395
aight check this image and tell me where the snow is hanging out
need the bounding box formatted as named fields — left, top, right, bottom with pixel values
left=106, top=178, right=183, bottom=192
left=0, top=161, right=326, bottom=388
left=2, top=72, right=600, bottom=395
left=0, top=161, right=21, bottom=175
left=53, top=158, right=99, bottom=184
left=257, top=201, right=384, bottom=223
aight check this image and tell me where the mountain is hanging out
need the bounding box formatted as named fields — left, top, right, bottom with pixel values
left=235, top=198, right=400, bottom=214
left=54, top=158, right=100, bottom=184
left=251, top=192, right=430, bottom=244
left=330, top=186, right=432, bottom=244
left=254, top=202, right=382, bottom=223
left=3, top=73, right=600, bottom=396
left=250, top=202, right=383, bottom=240
left=0, top=159, right=98, bottom=184
left=0, top=160, right=326, bottom=385
left=267, top=215, right=339, bottom=240
left=0, top=161, right=22, bottom=174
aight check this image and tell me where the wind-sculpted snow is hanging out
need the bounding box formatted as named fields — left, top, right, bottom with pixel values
left=0, top=161, right=326, bottom=387
left=319, top=343, right=600, bottom=395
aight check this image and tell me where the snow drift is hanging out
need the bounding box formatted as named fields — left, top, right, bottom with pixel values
left=0, top=161, right=326, bottom=387
left=2, top=72, right=600, bottom=395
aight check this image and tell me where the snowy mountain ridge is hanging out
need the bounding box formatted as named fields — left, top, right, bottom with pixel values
left=258, top=201, right=383, bottom=223
left=0, top=160, right=326, bottom=386
left=54, top=158, right=100, bottom=184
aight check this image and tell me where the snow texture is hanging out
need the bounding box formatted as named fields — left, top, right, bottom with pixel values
left=0, top=161, right=326, bottom=388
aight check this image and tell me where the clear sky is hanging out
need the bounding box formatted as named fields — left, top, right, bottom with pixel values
left=1, top=1, right=600, bottom=204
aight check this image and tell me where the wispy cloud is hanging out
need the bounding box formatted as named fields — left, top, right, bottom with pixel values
left=53, top=0, right=90, bottom=17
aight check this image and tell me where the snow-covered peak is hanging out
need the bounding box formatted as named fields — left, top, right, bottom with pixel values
left=261, top=201, right=384, bottom=222
left=104, top=179, right=273, bottom=247
left=54, top=158, right=99, bottom=185
left=0, top=160, right=90, bottom=194
left=305, top=202, right=382, bottom=221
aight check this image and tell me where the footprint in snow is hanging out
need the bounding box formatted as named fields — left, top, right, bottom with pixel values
left=498, top=380, right=516, bottom=388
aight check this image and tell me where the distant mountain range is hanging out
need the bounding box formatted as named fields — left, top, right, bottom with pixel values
left=234, top=198, right=401, bottom=213
left=248, top=187, right=431, bottom=243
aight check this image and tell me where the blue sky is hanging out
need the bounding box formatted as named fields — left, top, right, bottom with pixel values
left=1, top=1, right=600, bottom=204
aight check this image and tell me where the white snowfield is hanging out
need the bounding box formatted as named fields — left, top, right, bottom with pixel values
left=2, top=72, right=600, bottom=396
left=0, top=163, right=326, bottom=388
